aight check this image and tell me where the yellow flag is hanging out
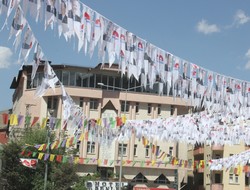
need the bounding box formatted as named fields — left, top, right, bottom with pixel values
left=122, top=115, right=126, bottom=124
left=38, top=153, right=44, bottom=160
left=74, top=157, right=79, bottom=164
left=78, top=133, right=84, bottom=141
left=174, top=159, right=179, bottom=165
left=50, top=154, right=55, bottom=162
left=51, top=141, right=58, bottom=150
left=41, top=117, right=48, bottom=128
left=98, top=159, right=101, bottom=166
left=151, top=160, right=156, bottom=166
left=237, top=166, right=242, bottom=175
left=10, top=114, right=18, bottom=126
left=66, top=138, right=71, bottom=148
left=97, top=118, right=102, bottom=126
left=38, top=144, right=44, bottom=151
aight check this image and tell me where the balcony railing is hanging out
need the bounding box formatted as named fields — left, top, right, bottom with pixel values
left=211, top=183, right=223, bottom=190
left=211, top=145, right=224, bottom=151
left=193, top=147, right=204, bottom=155
left=197, top=167, right=204, bottom=173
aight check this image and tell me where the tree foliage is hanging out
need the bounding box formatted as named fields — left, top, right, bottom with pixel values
left=0, top=127, right=79, bottom=190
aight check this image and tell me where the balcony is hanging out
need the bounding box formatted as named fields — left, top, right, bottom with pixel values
left=211, top=183, right=223, bottom=190
left=193, top=147, right=204, bottom=156
left=211, top=145, right=224, bottom=151
left=197, top=167, right=204, bottom=173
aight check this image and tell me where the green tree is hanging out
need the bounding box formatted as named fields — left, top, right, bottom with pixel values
left=1, top=127, right=79, bottom=190
left=1, top=141, right=36, bottom=189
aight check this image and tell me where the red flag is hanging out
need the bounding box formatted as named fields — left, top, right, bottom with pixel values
left=79, top=158, right=84, bottom=164
left=104, top=159, right=108, bottom=165
left=20, top=158, right=38, bottom=169
left=116, top=117, right=122, bottom=127
left=31, top=116, right=39, bottom=127
left=56, top=155, right=62, bottom=163
left=2, top=113, right=9, bottom=125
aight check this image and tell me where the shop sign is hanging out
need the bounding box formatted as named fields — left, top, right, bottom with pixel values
left=86, top=181, right=128, bottom=190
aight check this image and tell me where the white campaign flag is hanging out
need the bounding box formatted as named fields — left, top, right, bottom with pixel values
left=20, top=158, right=38, bottom=169
left=31, top=42, right=44, bottom=83
left=45, top=0, right=57, bottom=30
left=9, top=6, right=26, bottom=50
left=72, top=0, right=81, bottom=41
left=119, top=28, right=126, bottom=75
left=77, top=5, right=86, bottom=52
left=35, top=61, right=59, bottom=98
left=66, top=0, right=74, bottom=39
left=1, top=0, right=18, bottom=30
left=61, top=84, right=73, bottom=121
left=136, top=39, right=144, bottom=77
left=84, top=6, right=92, bottom=42
left=20, top=27, right=35, bottom=62
left=94, top=12, right=102, bottom=46
left=157, top=50, right=165, bottom=82
left=58, top=0, right=69, bottom=40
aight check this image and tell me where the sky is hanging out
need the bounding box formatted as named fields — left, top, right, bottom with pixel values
left=0, top=0, right=250, bottom=111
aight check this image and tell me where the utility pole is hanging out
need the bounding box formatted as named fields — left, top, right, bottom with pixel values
left=44, top=109, right=53, bottom=190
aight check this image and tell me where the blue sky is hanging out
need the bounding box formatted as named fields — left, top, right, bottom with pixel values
left=0, top=0, right=250, bottom=111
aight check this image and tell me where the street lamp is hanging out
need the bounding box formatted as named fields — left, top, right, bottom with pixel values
left=98, top=82, right=144, bottom=190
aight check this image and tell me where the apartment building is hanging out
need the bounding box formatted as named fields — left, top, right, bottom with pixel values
left=9, top=62, right=207, bottom=190
left=192, top=142, right=250, bottom=190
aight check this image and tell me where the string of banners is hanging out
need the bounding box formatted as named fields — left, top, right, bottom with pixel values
left=19, top=149, right=198, bottom=171
left=1, top=112, right=126, bottom=129
left=2, top=109, right=250, bottom=146
left=19, top=149, right=250, bottom=176
left=0, top=0, right=249, bottom=120
left=2, top=0, right=250, bottom=173
left=209, top=148, right=250, bottom=171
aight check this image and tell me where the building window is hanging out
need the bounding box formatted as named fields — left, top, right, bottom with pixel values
left=121, top=101, right=129, bottom=112
left=214, top=173, right=221, bottom=183
left=145, top=145, right=150, bottom=157
left=158, top=104, right=161, bottom=115
left=62, top=71, right=69, bottom=86
left=89, top=74, right=95, bottom=88
left=154, top=174, right=170, bottom=184
left=169, top=146, right=173, bottom=156
left=156, top=146, right=160, bottom=156
left=135, top=102, right=139, bottom=113
left=214, top=154, right=221, bottom=159
left=90, top=99, right=98, bottom=110
left=131, top=173, right=148, bottom=183
left=87, top=141, right=95, bottom=154
left=79, top=97, right=84, bottom=108
left=229, top=174, right=233, bottom=183
left=76, top=72, right=82, bottom=87
left=118, top=143, right=127, bottom=157
left=134, top=144, right=137, bottom=156
left=26, top=74, right=32, bottom=89
left=69, top=71, right=76, bottom=86
left=47, top=96, right=58, bottom=111
left=108, top=76, right=114, bottom=90
left=170, top=105, right=175, bottom=115
left=235, top=174, right=239, bottom=183
left=82, top=73, right=89, bottom=87
left=148, top=104, right=152, bottom=114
